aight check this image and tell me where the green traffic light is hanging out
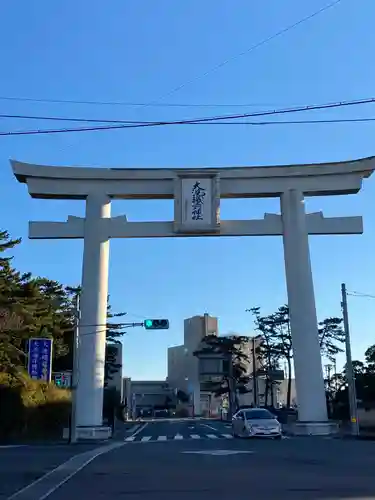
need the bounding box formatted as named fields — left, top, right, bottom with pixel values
left=144, top=319, right=169, bottom=330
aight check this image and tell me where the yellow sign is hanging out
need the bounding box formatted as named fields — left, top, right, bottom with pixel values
left=351, top=417, right=357, bottom=423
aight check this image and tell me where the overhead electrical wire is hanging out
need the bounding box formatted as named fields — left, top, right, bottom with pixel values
left=347, top=291, right=375, bottom=299
left=149, top=0, right=344, bottom=104
left=0, top=95, right=290, bottom=108
left=1, top=112, right=375, bottom=128
left=0, top=96, right=374, bottom=137
left=0, top=1, right=345, bottom=119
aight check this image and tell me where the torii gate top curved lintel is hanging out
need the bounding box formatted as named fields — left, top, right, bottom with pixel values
left=11, top=156, right=375, bottom=200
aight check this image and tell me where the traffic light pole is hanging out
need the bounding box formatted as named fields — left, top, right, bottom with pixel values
left=69, top=295, right=80, bottom=444
left=68, top=318, right=166, bottom=443
left=252, top=337, right=259, bottom=407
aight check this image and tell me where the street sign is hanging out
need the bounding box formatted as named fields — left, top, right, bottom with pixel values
left=54, top=371, right=72, bottom=388
left=27, top=338, right=53, bottom=382
left=256, top=369, right=285, bottom=380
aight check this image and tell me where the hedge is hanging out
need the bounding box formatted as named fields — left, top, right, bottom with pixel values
left=0, top=370, right=71, bottom=442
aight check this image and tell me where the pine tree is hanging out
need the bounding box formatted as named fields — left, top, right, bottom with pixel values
left=193, top=334, right=251, bottom=417
left=0, top=230, right=30, bottom=372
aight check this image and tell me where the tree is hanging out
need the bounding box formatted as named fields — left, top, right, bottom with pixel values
left=318, top=317, right=345, bottom=361
left=0, top=231, right=73, bottom=374
left=193, top=334, right=250, bottom=418
left=249, top=305, right=345, bottom=408
left=329, top=344, right=375, bottom=421
left=104, top=301, right=127, bottom=387
left=176, top=389, right=190, bottom=403
left=55, top=288, right=127, bottom=387
left=250, top=306, right=292, bottom=406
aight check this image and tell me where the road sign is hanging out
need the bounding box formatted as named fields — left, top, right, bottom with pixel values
left=144, top=319, right=169, bottom=330
left=27, top=338, right=53, bottom=382
left=256, top=369, right=285, bottom=380
left=54, top=371, right=72, bottom=388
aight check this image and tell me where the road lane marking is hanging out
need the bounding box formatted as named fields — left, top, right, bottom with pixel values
left=124, top=422, right=149, bottom=442
left=6, top=441, right=125, bottom=500
left=206, top=434, right=219, bottom=439
left=126, top=424, right=140, bottom=433
left=0, top=445, right=25, bottom=449
left=221, top=434, right=233, bottom=439
left=183, top=449, right=254, bottom=456
left=141, top=436, right=152, bottom=442
left=190, top=434, right=201, bottom=439
left=157, top=436, right=167, bottom=441
left=174, top=434, right=184, bottom=440
left=201, top=423, right=223, bottom=432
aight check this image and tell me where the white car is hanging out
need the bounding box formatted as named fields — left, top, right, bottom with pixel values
left=232, top=408, right=282, bottom=439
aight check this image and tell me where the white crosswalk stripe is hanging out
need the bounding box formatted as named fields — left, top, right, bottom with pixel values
left=125, top=433, right=236, bottom=443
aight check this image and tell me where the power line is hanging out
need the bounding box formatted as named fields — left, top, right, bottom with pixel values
left=189, top=118, right=375, bottom=125
left=0, top=113, right=144, bottom=125
left=347, top=291, right=375, bottom=299
left=0, top=1, right=343, bottom=114
left=0, top=95, right=291, bottom=108
left=2, top=110, right=375, bottom=128
left=1, top=96, right=374, bottom=137
left=150, top=0, right=343, bottom=104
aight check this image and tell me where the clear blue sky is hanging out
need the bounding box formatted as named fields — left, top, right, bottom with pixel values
left=1, top=1, right=374, bottom=380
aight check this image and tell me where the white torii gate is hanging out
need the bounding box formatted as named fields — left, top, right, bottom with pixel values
left=11, top=156, right=375, bottom=436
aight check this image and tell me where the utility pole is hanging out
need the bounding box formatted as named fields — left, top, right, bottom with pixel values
left=252, top=337, right=259, bottom=407
left=227, top=352, right=235, bottom=420
left=341, top=283, right=359, bottom=436
left=69, top=294, right=80, bottom=444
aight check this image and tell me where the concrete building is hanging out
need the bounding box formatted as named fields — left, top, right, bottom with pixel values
left=276, top=379, right=297, bottom=407
left=168, top=314, right=220, bottom=416
left=122, top=378, right=173, bottom=418
left=167, top=315, right=266, bottom=416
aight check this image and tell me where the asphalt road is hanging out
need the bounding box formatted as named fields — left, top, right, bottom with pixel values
left=0, top=443, right=104, bottom=499
left=9, top=418, right=375, bottom=500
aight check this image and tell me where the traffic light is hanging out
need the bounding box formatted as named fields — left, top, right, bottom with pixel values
left=144, top=319, right=169, bottom=330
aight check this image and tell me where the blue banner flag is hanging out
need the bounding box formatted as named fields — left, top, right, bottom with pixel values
left=28, top=338, right=53, bottom=382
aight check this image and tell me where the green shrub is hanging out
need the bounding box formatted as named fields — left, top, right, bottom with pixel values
left=0, top=370, right=71, bottom=441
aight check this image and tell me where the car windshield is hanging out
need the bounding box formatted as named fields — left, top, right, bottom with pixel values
left=244, top=409, right=274, bottom=420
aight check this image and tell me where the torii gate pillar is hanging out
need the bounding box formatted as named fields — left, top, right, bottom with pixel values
left=76, top=193, right=111, bottom=428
